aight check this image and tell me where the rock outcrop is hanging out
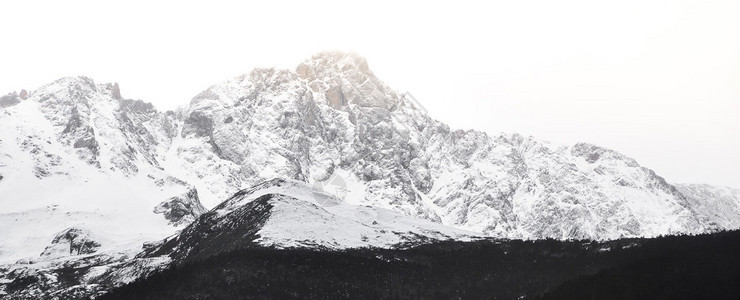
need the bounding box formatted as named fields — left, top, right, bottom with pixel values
left=154, top=188, right=207, bottom=226
left=0, top=92, right=20, bottom=108
left=40, top=227, right=101, bottom=257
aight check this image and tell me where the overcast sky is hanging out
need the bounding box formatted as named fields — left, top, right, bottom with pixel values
left=1, top=1, right=738, bottom=188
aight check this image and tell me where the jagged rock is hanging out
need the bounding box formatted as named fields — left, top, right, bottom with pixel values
left=154, top=188, right=207, bottom=226
left=0, top=92, right=20, bottom=108
left=111, top=82, right=122, bottom=99
left=119, top=98, right=155, bottom=113
left=40, top=227, right=101, bottom=257
left=325, top=85, right=346, bottom=109
left=73, top=134, right=99, bottom=153
left=19, top=89, right=28, bottom=100
left=182, top=111, right=213, bottom=138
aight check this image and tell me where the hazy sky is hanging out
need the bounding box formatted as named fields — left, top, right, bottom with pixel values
left=1, top=1, right=738, bottom=188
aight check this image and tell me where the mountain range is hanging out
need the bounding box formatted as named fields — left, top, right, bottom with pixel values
left=1, top=51, right=739, bottom=298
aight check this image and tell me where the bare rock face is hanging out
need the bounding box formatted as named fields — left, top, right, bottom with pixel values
left=325, top=85, right=346, bottom=109
left=154, top=188, right=207, bottom=226
left=111, top=82, right=122, bottom=99
left=0, top=92, right=20, bottom=108
left=40, top=227, right=101, bottom=257
left=182, top=111, right=214, bottom=138
left=19, top=89, right=28, bottom=100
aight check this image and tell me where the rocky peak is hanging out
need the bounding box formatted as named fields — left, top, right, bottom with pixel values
left=111, top=82, right=122, bottom=99
left=40, top=227, right=101, bottom=258
left=154, top=188, right=208, bottom=226
left=0, top=92, right=20, bottom=108
left=19, top=89, right=28, bottom=100
left=297, top=51, right=372, bottom=78
left=296, top=51, right=399, bottom=110
left=31, top=76, right=126, bottom=107
left=571, top=143, right=625, bottom=164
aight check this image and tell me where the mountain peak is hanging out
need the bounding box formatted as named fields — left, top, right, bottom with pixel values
left=29, top=76, right=123, bottom=106
left=293, top=52, right=399, bottom=110
left=297, top=51, right=371, bottom=78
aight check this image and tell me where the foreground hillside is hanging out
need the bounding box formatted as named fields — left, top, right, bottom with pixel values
left=102, top=230, right=740, bottom=300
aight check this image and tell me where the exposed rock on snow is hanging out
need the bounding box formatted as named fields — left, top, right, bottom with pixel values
left=111, top=82, right=122, bottom=100
left=0, top=92, right=20, bottom=108
left=154, top=188, right=207, bottom=226
left=19, top=89, right=28, bottom=100
left=40, top=227, right=101, bottom=257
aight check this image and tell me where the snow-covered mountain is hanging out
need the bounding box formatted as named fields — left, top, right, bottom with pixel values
left=0, top=77, right=205, bottom=266
left=168, top=51, right=735, bottom=240
left=1, top=51, right=740, bottom=298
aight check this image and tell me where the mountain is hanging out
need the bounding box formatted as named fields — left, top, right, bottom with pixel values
left=170, top=51, right=733, bottom=240
left=1, top=51, right=740, bottom=297
left=0, top=77, right=206, bottom=266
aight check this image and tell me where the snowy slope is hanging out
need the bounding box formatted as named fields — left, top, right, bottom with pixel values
left=0, top=78, right=204, bottom=265
left=675, top=184, right=740, bottom=229
left=145, top=179, right=480, bottom=262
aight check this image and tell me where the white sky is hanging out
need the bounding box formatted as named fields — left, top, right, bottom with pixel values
left=1, top=0, right=739, bottom=188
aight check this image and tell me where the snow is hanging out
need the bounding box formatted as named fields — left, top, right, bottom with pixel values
left=212, top=179, right=481, bottom=249
left=0, top=79, right=192, bottom=265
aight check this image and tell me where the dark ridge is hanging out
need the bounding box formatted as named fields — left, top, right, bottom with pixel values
left=539, top=230, right=740, bottom=300
left=143, top=193, right=276, bottom=263
left=102, top=230, right=740, bottom=299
